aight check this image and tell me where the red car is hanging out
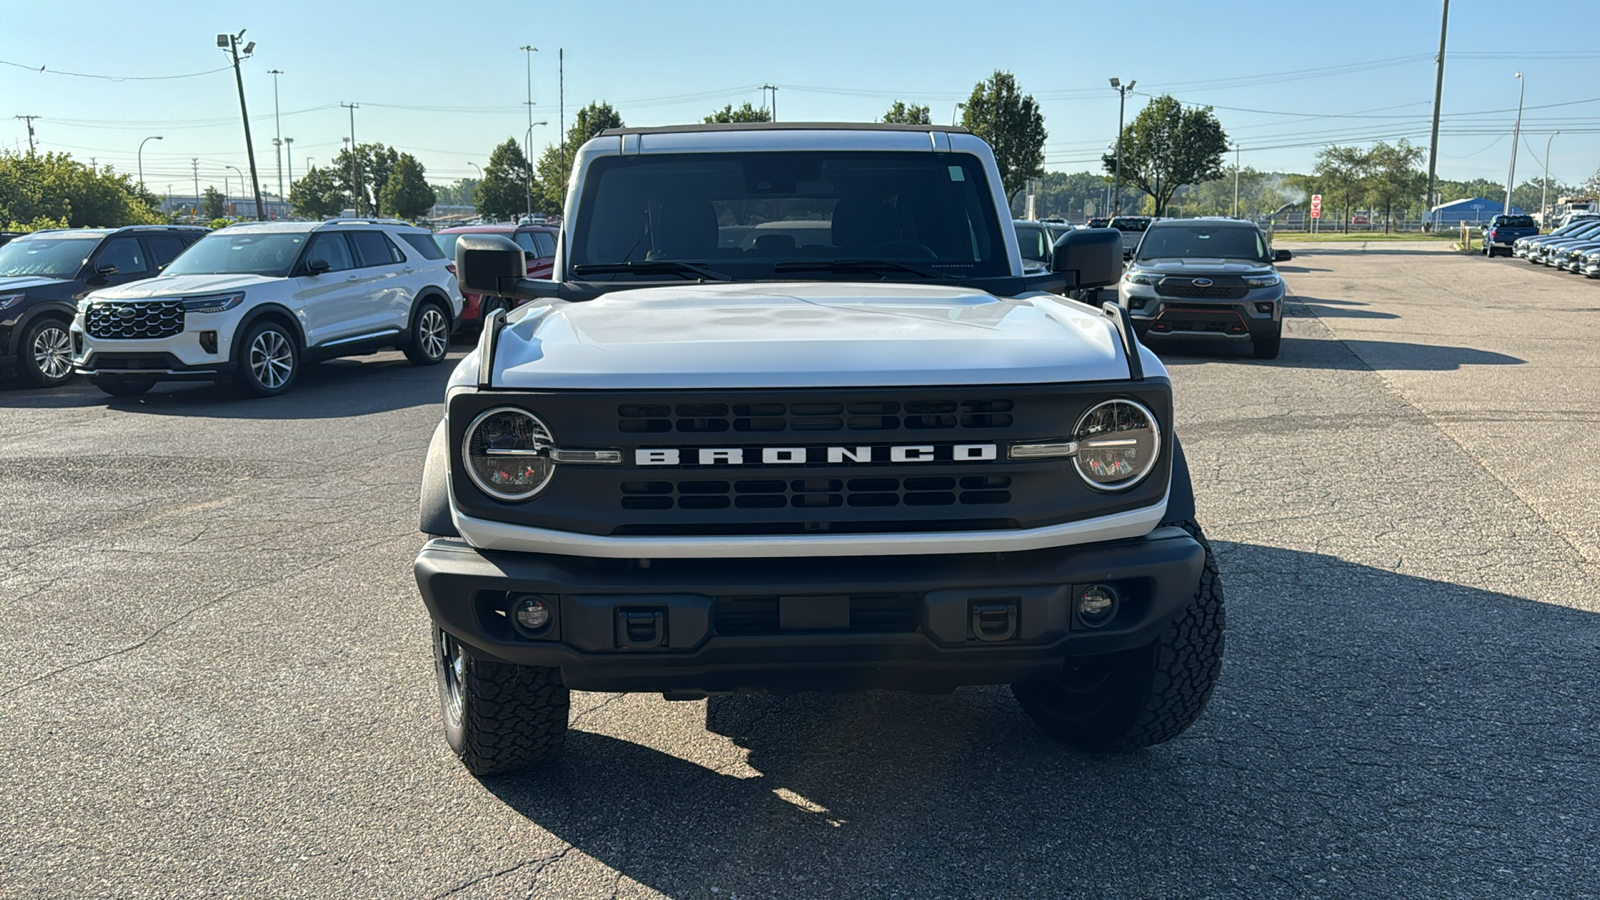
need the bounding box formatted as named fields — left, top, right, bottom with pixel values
left=433, top=224, right=558, bottom=326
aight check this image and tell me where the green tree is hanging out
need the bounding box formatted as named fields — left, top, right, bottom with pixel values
left=379, top=153, right=437, bottom=220
left=1102, top=95, right=1227, bottom=217
left=0, top=150, right=163, bottom=229
left=881, top=101, right=932, bottom=125
left=704, top=102, right=771, bottom=124
left=476, top=138, right=532, bottom=220
left=1032, top=170, right=1113, bottom=219
left=1511, top=177, right=1573, bottom=219
left=201, top=186, right=227, bottom=220
left=1364, top=140, right=1425, bottom=232
left=533, top=101, right=626, bottom=213
left=288, top=166, right=347, bottom=219
left=962, top=71, right=1047, bottom=201
left=327, top=143, right=400, bottom=216
left=432, top=178, right=479, bottom=208
left=1312, top=144, right=1371, bottom=232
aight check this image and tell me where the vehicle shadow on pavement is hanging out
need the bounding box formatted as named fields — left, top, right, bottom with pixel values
left=1287, top=296, right=1400, bottom=320
left=475, top=543, right=1598, bottom=897
left=0, top=352, right=462, bottom=417
left=1156, top=334, right=1523, bottom=371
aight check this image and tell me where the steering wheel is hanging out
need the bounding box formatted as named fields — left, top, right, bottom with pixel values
left=862, top=240, right=937, bottom=259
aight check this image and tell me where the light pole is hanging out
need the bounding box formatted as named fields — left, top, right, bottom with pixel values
left=217, top=31, right=266, bottom=221
left=951, top=102, right=965, bottom=126
left=1504, top=72, right=1525, bottom=218
left=267, top=69, right=284, bottom=204
left=1541, top=131, right=1560, bottom=225
left=469, top=162, right=482, bottom=179
left=284, top=137, right=294, bottom=186
left=1110, top=78, right=1135, bottom=217
left=340, top=103, right=360, bottom=215
left=1232, top=145, right=1241, bottom=218
left=521, top=44, right=539, bottom=219
left=225, top=164, right=244, bottom=217
left=137, top=135, right=163, bottom=193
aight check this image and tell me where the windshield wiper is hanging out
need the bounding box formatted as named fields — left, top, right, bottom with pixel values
left=571, top=260, right=731, bottom=281
left=772, top=258, right=944, bottom=279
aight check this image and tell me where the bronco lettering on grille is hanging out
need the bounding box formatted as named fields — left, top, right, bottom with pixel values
left=635, top=444, right=999, bottom=466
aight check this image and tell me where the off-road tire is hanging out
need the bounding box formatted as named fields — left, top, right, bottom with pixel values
left=90, top=375, right=154, bottom=397
left=434, top=626, right=569, bottom=776
left=1252, top=325, right=1282, bottom=360
left=234, top=320, right=300, bottom=397
left=404, top=301, right=450, bottom=366
left=1012, top=519, right=1225, bottom=751
left=19, top=317, right=75, bottom=388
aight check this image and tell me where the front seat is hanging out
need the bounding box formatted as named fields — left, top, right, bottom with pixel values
left=648, top=198, right=719, bottom=259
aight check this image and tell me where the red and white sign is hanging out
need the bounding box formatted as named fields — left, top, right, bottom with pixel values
left=1310, top=193, right=1323, bottom=219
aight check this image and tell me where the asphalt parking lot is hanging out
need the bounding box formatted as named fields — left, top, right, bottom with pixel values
left=2, top=242, right=1597, bottom=899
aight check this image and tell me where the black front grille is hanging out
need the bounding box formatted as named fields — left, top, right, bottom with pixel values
left=714, top=593, right=920, bottom=635
left=86, top=301, right=184, bottom=340
left=619, top=399, right=1015, bottom=434
left=620, top=474, right=1013, bottom=511
left=1155, top=278, right=1249, bottom=300
left=90, top=352, right=183, bottom=371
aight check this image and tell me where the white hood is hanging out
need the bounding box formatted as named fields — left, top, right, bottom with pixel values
left=86, top=273, right=282, bottom=300
left=486, top=282, right=1158, bottom=389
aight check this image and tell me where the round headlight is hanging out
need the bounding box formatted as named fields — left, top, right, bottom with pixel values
left=462, top=407, right=555, bottom=501
left=1072, top=400, right=1161, bottom=491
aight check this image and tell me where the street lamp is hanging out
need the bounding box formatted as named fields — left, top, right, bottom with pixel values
left=1504, top=72, right=1525, bottom=218
left=521, top=45, right=539, bottom=218
left=523, top=121, right=548, bottom=220
left=952, top=102, right=965, bottom=126
left=469, top=162, right=482, bottom=179
left=284, top=137, right=294, bottom=186
left=225, top=164, right=244, bottom=216
left=1541, top=131, right=1560, bottom=225
left=1110, top=78, right=1135, bottom=216
left=137, top=135, right=163, bottom=193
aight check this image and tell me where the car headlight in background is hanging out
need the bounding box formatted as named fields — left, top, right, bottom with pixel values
left=0, top=292, right=23, bottom=311
left=1123, top=271, right=1157, bottom=285
left=462, top=407, right=556, bottom=501
left=1071, top=399, right=1161, bottom=491
left=1244, top=274, right=1281, bottom=288
left=181, top=292, right=245, bottom=314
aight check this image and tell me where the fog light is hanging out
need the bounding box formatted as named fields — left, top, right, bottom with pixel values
left=1255, top=302, right=1274, bottom=314
left=198, top=330, right=218, bottom=354
left=1077, top=584, right=1119, bottom=628
left=511, top=594, right=553, bottom=635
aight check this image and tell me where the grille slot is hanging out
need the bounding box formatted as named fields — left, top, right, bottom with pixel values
left=618, top=399, right=1014, bottom=434
left=86, top=301, right=185, bottom=340
left=714, top=593, right=920, bottom=636
left=1155, top=277, right=1249, bottom=300
left=619, top=475, right=1012, bottom=511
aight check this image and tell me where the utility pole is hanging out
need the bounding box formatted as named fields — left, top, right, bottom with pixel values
left=1233, top=145, right=1241, bottom=218
left=559, top=49, right=567, bottom=206
left=268, top=69, right=284, bottom=209
left=762, top=84, right=779, bottom=122
left=1109, top=78, right=1135, bottom=217
left=1425, top=0, right=1450, bottom=224
left=521, top=45, right=539, bottom=219
left=218, top=31, right=267, bottom=221
left=284, top=137, right=294, bottom=187
left=1505, top=73, right=1525, bottom=218
left=14, top=115, right=39, bottom=152
left=191, top=158, right=200, bottom=222
left=341, top=102, right=361, bottom=216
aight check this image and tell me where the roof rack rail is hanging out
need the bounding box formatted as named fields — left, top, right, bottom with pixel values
left=322, top=217, right=411, bottom=227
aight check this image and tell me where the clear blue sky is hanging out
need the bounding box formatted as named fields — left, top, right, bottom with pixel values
left=3, top=0, right=1596, bottom=198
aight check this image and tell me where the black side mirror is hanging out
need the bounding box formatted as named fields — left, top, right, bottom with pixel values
left=306, top=259, right=331, bottom=275
left=1274, top=249, right=1293, bottom=262
left=1050, top=227, right=1122, bottom=289
left=456, top=234, right=525, bottom=295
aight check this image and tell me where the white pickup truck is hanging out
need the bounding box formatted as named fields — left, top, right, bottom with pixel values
left=413, top=123, right=1224, bottom=775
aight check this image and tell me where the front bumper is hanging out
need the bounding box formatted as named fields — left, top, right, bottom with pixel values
left=1120, top=284, right=1281, bottom=341
left=413, top=526, right=1205, bottom=693
left=70, top=308, right=242, bottom=378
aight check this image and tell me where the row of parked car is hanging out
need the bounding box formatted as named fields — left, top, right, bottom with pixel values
left=0, top=219, right=564, bottom=397
left=1501, top=215, right=1600, bottom=273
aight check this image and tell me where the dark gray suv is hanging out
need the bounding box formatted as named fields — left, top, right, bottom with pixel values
left=1117, top=218, right=1291, bottom=360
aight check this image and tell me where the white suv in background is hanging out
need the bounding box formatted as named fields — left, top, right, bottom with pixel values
left=72, top=219, right=463, bottom=397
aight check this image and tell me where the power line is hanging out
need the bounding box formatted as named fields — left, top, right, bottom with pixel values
left=0, top=58, right=232, bottom=81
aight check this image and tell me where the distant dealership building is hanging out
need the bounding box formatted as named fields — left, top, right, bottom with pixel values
left=1426, top=197, right=1522, bottom=228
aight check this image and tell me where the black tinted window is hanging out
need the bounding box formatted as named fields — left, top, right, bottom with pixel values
left=96, top=237, right=150, bottom=275
left=350, top=231, right=401, bottom=267
left=400, top=232, right=445, bottom=260
left=532, top=232, right=557, bottom=257
left=145, top=236, right=188, bottom=268
left=513, top=232, right=539, bottom=254
left=1496, top=216, right=1535, bottom=228
left=307, top=234, right=355, bottom=272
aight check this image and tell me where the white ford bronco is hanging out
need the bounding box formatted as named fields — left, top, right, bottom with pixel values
left=414, top=123, right=1224, bottom=775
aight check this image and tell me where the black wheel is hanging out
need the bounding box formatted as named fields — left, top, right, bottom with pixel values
left=19, top=317, right=75, bottom=388
left=1251, top=325, right=1282, bottom=360
left=404, top=301, right=451, bottom=366
left=234, top=320, right=299, bottom=397
left=1012, top=519, right=1225, bottom=752
left=434, top=626, right=569, bottom=776
left=90, top=376, right=154, bottom=397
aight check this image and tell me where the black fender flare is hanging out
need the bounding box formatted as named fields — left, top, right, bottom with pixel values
left=229, top=303, right=306, bottom=365
left=8, top=302, right=76, bottom=356
left=1162, top=434, right=1196, bottom=525
left=420, top=419, right=460, bottom=537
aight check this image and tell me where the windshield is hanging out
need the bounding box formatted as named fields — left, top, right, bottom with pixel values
left=1109, top=217, right=1152, bottom=232
left=570, top=151, right=1010, bottom=281
left=1495, top=216, right=1535, bottom=228
left=1136, top=225, right=1268, bottom=262
left=163, top=231, right=308, bottom=277
left=0, top=236, right=99, bottom=278
left=1013, top=223, right=1051, bottom=263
